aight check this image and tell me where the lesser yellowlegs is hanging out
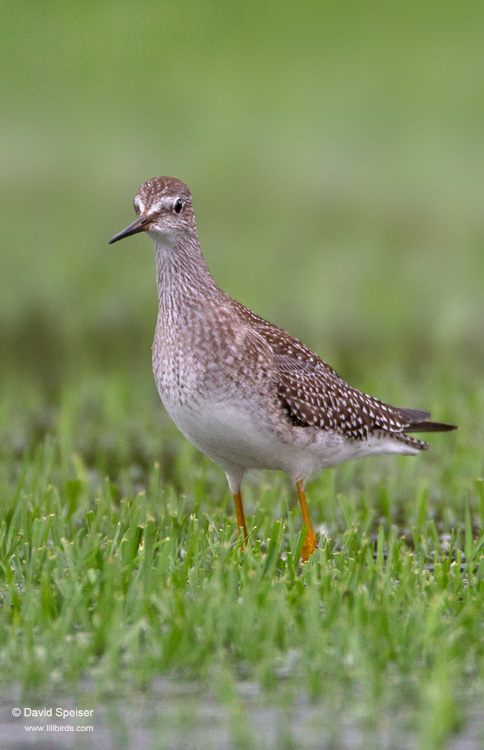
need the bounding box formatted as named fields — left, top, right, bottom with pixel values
left=109, top=176, right=457, bottom=560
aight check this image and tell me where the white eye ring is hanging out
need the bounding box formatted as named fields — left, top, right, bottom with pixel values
left=174, top=198, right=183, bottom=214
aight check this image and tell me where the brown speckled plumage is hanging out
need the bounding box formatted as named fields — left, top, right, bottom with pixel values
left=109, top=176, right=457, bottom=559
left=232, top=299, right=439, bottom=449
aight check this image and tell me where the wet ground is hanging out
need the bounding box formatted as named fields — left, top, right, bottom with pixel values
left=2, top=680, right=484, bottom=750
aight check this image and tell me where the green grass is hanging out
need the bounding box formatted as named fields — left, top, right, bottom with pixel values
left=2, top=0, right=484, bottom=747
left=0, top=367, right=482, bottom=748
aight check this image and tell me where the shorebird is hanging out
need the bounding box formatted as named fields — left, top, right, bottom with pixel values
left=109, top=176, right=457, bottom=561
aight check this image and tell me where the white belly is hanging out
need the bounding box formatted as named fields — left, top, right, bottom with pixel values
left=159, top=393, right=413, bottom=482
left=161, top=396, right=286, bottom=472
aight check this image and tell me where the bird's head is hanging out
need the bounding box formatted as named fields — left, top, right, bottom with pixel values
left=109, top=176, right=195, bottom=246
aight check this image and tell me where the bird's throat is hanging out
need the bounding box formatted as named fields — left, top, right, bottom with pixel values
left=154, top=234, right=216, bottom=308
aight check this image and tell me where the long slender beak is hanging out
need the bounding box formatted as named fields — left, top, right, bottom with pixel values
left=108, top=215, right=151, bottom=244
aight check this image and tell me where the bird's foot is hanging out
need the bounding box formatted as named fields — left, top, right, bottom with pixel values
left=301, top=524, right=318, bottom=562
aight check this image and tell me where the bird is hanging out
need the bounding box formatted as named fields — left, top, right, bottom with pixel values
left=109, top=176, right=457, bottom=561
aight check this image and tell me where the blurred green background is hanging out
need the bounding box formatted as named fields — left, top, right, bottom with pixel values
left=1, top=6, right=483, bottom=742
left=1, top=0, right=482, bottom=474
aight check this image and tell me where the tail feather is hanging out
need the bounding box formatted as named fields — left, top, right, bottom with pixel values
left=403, top=420, right=458, bottom=434
left=394, top=405, right=457, bottom=434
left=396, top=407, right=431, bottom=423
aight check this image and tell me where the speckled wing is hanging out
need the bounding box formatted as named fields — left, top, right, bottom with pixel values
left=273, top=353, right=430, bottom=449
left=233, top=299, right=455, bottom=447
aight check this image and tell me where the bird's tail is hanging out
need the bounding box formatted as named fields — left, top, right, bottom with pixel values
left=395, top=407, right=458, bottom=434
left=403, top=420, right=457, bottom=433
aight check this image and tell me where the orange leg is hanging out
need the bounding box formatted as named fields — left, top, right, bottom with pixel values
left=296, top=479, right=317, bottom=561
left=233, top=491, right=248, bottom=545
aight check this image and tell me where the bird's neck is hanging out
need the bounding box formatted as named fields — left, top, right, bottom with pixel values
left=154, top=231, right=217, bottom=309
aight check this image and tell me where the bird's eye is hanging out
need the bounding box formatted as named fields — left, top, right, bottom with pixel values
left=174, top=198, right=183, bottom=214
